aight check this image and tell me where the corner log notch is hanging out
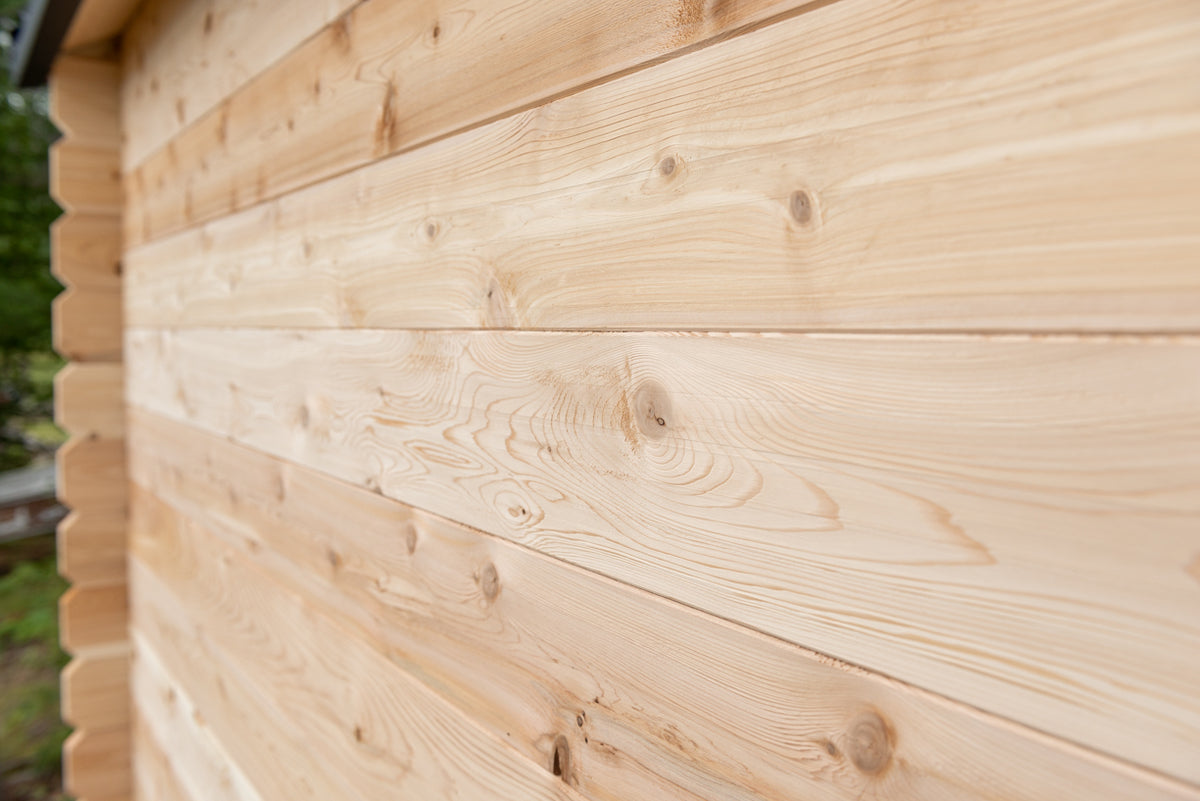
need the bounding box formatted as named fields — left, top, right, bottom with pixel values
left=49, top=53, right=131, bottom=801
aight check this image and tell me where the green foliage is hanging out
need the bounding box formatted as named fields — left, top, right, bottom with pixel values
left=0, top=557, right=70, bottom=798
left=0, top=559, right=67, bottom=649
left=0, top=2, right=61, bottom=472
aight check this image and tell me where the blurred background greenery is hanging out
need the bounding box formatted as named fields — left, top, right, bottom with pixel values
left=1, top=1, right=74, bottom=799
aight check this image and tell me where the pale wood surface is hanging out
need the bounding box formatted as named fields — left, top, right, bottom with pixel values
left=49, top=47, right=129, bottom=801
left=120, top=0, right=360, bottom=171
left=127, top=411, right=1200, bottom=801
left=49, top=57, right=121, bottom=147
left=132, top=644, right=261, bottom=801
left=60, top=582, right=129, bottom=654
left=54, top=363, right=125, bottom=439
left=50, top=141, right=121, bottom=216
left=123, top=0, right=1200, bottom=331
left=128, top=562, right=590, bottom=801
left=55, top=436, right=125, bottom=515
left=133, top=714, right=200, bottom=801
left=121, top=0, right=822, bottom=248
left=52, top=288, right=122, bottom=362
left=63, top=726, right=131, bottom=801
left=63, top=0, right=143, bottom=51
left=62, top=654, right=131, bottom=730
left=124, top=327, right=1200, bottom=782
left=51, top=214, right=121, bottom=291
left=57, top=510, right=127, bottom=587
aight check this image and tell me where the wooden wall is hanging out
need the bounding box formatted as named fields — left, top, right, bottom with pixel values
left=52, top=0, right=1200, bottom=798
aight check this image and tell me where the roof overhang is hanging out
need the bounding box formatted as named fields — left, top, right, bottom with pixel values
left=8, top=0, right=82, bottom=88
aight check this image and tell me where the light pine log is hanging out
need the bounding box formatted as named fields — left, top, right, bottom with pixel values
left=54, top=363, right=125, bottom=439
left=63, top=726, right=132, bottom=801
left=133, top=713, right=201, bottom=801
left=62, top=653, right=131, bottom=731
left=120, top=0, right=361, bottom=170
left=128, top=411, right=1200, bottom=801
left=123, top=0, right=1200, bottom=331
left=57, top=510, right=127, bottom=585
left=121, top=0, right=827, bottom=247
left=124, top=327, right=1200, bottom=782
left=128, top=558, right=590, bottom=801
left=131, top=644, right=262, bottom=801
left=59, top=582, right=129, bottom=654
left=51, top=213, right=122, bottom=291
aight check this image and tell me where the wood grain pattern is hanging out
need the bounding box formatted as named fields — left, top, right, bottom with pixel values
left=128, top=557, right=589, bottom=800
left=52, top=288, right=122, bottom=362
left=54, top=363, right=125, bottom=439
left=120, top=0, right=360, bottom=171
left=121, top=0, right=821, bottom=248
left=62, top=0, right=142, bottom=51
left=49, top=47, right=131, bottom=801
left=55, top=436, right=125, bottom=516
left=57, top=510, right=127, bottom=585
left=62, top=654, right=131, bottom=730
left=131, top=643, right=261, bottom=801
left=51, top=141, right=121, bottom=216
left=127, top=410, right=1200, bottom=801
left=123, top=0, right=1200, bottom=332
left=49, top=57, right=121, bottom=148
left=63, top=726, right=132, bottom=801
left=51, top=213, right=121, bottom=291
left=133, top=713, right=200, bottom=801
left=60, top=583, right=128, bottom=654
left=124, top=327, right=1200, bottom=782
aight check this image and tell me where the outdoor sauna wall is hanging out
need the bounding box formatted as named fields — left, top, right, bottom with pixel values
left=50, top=0, right=1200, bottom=799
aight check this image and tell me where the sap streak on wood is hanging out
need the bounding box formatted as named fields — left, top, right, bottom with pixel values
left=122, top=0, right=818, bottom=247
left=124, top=327, right=1200, bottom=782
left=127, top=412, right=1200, bottom=801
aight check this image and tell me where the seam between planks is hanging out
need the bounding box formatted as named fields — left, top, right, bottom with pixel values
left=123, top=403, right=1200, bottom=798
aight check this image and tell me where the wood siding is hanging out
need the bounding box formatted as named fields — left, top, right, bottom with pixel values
left=47, top=0, right=1200, bottom=798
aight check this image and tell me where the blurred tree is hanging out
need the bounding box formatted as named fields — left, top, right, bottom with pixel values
left=0, top=1, right=61, bottom=471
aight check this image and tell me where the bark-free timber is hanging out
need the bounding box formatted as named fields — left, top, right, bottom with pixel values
left=125, top=327, right=1200, bottom=782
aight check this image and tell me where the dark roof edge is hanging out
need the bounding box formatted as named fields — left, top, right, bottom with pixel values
left=9, top=0, right=83, bottom=88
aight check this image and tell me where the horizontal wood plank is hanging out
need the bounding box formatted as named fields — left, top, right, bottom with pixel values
left=121, top=0, right=361, bottom=171
left=52, top=288, right=122, bottom=362
left=63, top=726, right=132, bottom=801
left=57, top=510, right=127, bottom=585
left=51, top=213, right=122, bottom=291
left=128, top=557, right=588, bottom=801
left=51, top=141, right=121, bottom=215
left=48, top=56, right=120, bottom=148
left=131, top=643, right=261, bottom=801
left=63, top=0, right=142, bottom=51
left=133, top=713, right=201, bottom=801
left=128, top=411, right=1200, bottom=801
left=122, top=0, right=822, bottom=248
left=55, top=436, right=126, bottom=514
left=62, top=653, right=131, bottom=730
left=123, top=0, right=1200, bottom=332
left=55, top=363, right=125, bottom=439
left=125, top=327, right=1200, bottom=781
left=60, top=582, right=128, bottom=654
